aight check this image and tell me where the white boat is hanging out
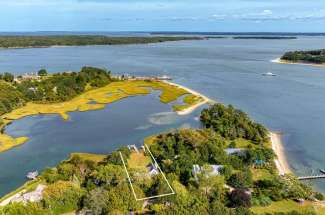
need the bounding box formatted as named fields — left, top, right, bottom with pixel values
left=262, top=72, right=277, bottom=76
left=26, top=171, right=38, bottom=180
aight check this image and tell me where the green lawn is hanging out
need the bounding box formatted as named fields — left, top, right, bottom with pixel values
left=251, top=200, right=320, bottom=214
left=251, top=168, right=275, bottom=181
left=69, top=153, right=107, bottom=163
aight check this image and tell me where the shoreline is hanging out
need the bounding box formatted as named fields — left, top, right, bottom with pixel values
left=272, top=58, right=325, bottom=67
left=0, top=80, right=207, bottom=153
left=270, top=132, right=292, bottom=175
left=163, top=81, right=215, bottom=115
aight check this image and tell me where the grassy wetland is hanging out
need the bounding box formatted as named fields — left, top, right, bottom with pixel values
left=0, top=76, right=205, bottom=153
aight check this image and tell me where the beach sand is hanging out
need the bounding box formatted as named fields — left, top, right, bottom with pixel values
left=270, top=132, right=292, bottom=175
left=163, top=81, right=215, bottom=115
left=272, top=58, right=325, bottom=67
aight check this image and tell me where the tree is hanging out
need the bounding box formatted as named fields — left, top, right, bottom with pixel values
left=200, top=104, right=268, bottom=144
left=229, top=189, right=252, bottom=208
left=38, top=69, right=48, bottom=76
left=2, top=72, right=14, bottom=82
left=105, top=184, right=143, bottom=214
left=0, top=202, right=49, bottom=215
left=227, top=170, right=253, bottom=189
left=92, top=164, right=125, bottom=186
left=42, top=181, right=85, bottom=214
left=196, top=166, right=225, bottom=200
left=209, top=200, right=234, bottom=215
left=84, top=187, right=109, bottom=215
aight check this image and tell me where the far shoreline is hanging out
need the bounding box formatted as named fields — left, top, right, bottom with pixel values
left=272, top=58, right=325, bottom=67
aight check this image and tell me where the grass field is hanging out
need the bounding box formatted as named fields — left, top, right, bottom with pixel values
left=251, top=168, right=275, bottom=181
left=69, top=153, right=107, bottom=163
left=0, top=135, right=28, bottom=152
left=251, top=200, right=325, bottom=214
left=172, top=94, right=204, bottom=111
left=127, top=151, right=151, bottom=170
left=0, top=80, right=201, bottom=153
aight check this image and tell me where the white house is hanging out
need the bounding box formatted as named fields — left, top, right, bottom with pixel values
left=225, top=148, right=246, bottom=156
left=148, top=163, right=159, bottom=176
left=192, top=164, right=224, bottom=179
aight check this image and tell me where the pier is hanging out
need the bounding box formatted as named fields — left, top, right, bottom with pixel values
left=298, top=169, right=325, bottom=181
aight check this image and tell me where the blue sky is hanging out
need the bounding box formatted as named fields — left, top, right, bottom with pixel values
left=1, top=0, right=325, bottom=32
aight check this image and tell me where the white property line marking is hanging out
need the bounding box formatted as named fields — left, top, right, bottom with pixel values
left=144, top=144, right=175, bottom=194
left=119, top=152, right=138, bottom=200
left=119, top=146, right=175, bottom=201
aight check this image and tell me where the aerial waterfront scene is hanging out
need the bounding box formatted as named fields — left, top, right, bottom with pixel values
left=1, top=0, right=325, bottom=214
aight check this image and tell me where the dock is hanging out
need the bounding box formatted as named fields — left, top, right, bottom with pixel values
left=298, top=175, right=325, bottom=180
left=298, top=169, right=325, bottom=181
left=127, top=144, right=139, bottom=153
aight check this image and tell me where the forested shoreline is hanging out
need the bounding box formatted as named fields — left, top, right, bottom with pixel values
left=281, top=49, right=325, bottom=64
left=0, top=36, right=201, bottom=48
left=0, top=104, right=321, bottom=215
left=0, top=67, right=113, bottom=118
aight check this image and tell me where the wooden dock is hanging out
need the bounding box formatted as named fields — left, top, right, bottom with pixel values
left=298, top=175, right=325, bottom=180
left=298, top=170, right=325, bottom=180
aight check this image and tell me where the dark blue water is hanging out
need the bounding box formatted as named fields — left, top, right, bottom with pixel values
left=0, top=92, right=204, bottom=196
left=0, top=37, right=325, bottom=194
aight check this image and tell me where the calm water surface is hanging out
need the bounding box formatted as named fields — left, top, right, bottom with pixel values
left=0, top=37, right=325, bottom=194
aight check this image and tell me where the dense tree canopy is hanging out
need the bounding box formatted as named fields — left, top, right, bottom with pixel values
left=0, top=35, right=201, bottom=48
left=281, top=49, right=325, bottom=64
left=0, top=81, right=25, bottom=115
left=0, top=66, right=113, bottom=123
left=200, top=104, right=269, bottom=144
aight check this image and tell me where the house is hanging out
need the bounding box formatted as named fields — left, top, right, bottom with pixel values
left=147, top=163, right=159, bottom=176
left=0, top=184, right=46, bottom=206
left=192, top=164, right=224, bottom=179
left=225, top=148, right=246, bottom=156
left=21, top=184, right=46, bottom=203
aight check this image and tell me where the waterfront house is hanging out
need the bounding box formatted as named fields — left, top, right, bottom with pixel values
left=148, top=163, right=159, bottom=176
left=192, top=164, right=224, bottom=179
left=225, top=148, right=246, bottom=156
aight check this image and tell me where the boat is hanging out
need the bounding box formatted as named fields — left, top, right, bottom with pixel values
left=26, top=171, right=38, bottom=180
left=320, top=169, right=325, bottom=174
left=262, top=72, right=277, bottom=76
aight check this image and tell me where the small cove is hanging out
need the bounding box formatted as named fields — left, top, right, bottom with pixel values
left=0, top=92, right=204, bottom=196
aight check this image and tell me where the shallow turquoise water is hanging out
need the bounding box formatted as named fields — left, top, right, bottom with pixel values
left=1, top=37, right=325, bottom=194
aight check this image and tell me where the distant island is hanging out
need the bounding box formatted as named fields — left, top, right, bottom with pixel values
left=233, top=36, right=297, bottom=40
left=278, top=49, right=325, bottom=66
left=0, top=67, right=208, bottom=152
left=0, top=35, right=201, bottom=48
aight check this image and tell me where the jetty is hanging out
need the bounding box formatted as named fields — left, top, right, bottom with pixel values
left=298, top=169, right=325, bottom=181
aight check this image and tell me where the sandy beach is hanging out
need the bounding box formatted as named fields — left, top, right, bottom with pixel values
left=272, top=58, right=325, bottom=67
left=270, top=132, right=291, bottom=175
left=164, top=81, right=215, bottom=115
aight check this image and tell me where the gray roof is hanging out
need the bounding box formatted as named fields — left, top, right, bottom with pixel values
left=225, top=148, right=246, bottom=155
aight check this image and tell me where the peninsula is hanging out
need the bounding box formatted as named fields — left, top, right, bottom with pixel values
left=0, top=35, right=201, bottom=49
left=0, top=67, right=207, bottom=153
left=233, top=36, right=297, bottom=40
left=1, top=103, right=323, bottom=215
left=276, top=49, right=325, bottom=66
